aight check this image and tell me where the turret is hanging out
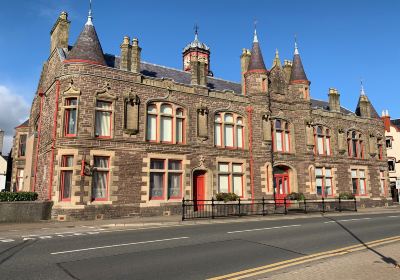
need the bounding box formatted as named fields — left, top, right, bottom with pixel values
left=243, top=28, right=268, bottom=95
left=328, top=88, right=341, bottom=112
left=289, top=40, right=310, bottom=99
left=50, top=11, right=70, bottom=54
left=355, top=83, right=371, bottom=118
left=183, top=28, right=211, bottom=76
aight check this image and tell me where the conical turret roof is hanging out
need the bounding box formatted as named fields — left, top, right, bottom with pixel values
left=355, top=83, right=380, bottom=118
left=289, top=42, right=309, bottom=84
left=66, top=14, right=106, bottom=65
left=247, top=29, right=267, bottom=72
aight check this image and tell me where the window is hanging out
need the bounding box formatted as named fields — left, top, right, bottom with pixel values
left=149, top=159, right=183, bottom=200
left=273, top=119, right=290, bottom=152
left=18, top=134, right=27, bottom=157
left=377, top=138, right=384, bottom=160
left=214, top=113, right=245, bottom=149
left=347, top=131, right=364, bottom=159
left=315, top=168, right=333, bottom=197
left=388, top=159, right=396, bottom=172
left=16, top=169, right=24, bottom=191
left=146, top=103, right=185, bottom=144
left=217, top=162, right=244, bottom=197
left=64, top=98, right=78, bottom=136
left=60, top=155, right=73, bottom=201
left=95, top=100, right=112, bottom=138
left=351, top=169, right=367, bottom=196
left=380, top=171, right=387, bottom=196
left=92, top=156, right=110, bottom=201
left=314, top=126, right=331, bottom=156
left=386, top=137, right=392, bottom=149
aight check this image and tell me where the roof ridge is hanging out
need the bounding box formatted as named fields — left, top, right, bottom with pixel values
left=310, top=98, right=354, bottom=114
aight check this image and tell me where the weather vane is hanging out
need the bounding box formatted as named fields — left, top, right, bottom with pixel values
left=194, top=24, right=199, bottom=35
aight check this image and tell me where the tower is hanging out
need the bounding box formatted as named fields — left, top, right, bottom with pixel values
left=289, top=40, right=310, bottom=99
left=355, top=82, right=371, bottom=118
left=243, top=28, right=268, bottom=95
left=182, top=27, right=211, bottom=76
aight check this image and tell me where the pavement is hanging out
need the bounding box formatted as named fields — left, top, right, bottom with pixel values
left=259, top=241, right=400, bottom=280
left=0, top=206, right=400, bottom=279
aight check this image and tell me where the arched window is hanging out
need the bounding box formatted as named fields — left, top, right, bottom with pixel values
left=146, top=103, right=185, bottom=144
left=347, top=131, right=364, bottom=158
left=314, top=126, right=331, bottom=156
left=214, top=112, right=245, bottom=149
left=273, top=119, right=290, bottom=152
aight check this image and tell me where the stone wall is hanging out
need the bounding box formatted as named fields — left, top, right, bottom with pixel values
left=0, top=201, right=53, bottom=222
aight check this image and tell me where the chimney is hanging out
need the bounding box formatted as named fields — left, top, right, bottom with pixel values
left=328, top=88, right=341, bottom=112
left=131, top=38, right=141, bottom=73
left=198, top=57, right=207, bottom=86
left=50, top=11, right=70, bottom=54
left=381, top=109, right=391, bottom=132
left=120, top=36, right=132, bottom=71
left=0, top=129, right=4, bottom=155
left=240, top=49, right=251, bottom=94
left=190, top=55, right=200, bottom=85
left=283, top=60, right=292, bottom=82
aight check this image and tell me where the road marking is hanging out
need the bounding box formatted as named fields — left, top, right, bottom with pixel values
left=227, top=224, right=301, bottom=234
left=0, top=239, right=15, bottom=243
left=208, top=235, right=400, bottom=280
left=388, top=215, right=400, bottom=218
left=324, top=217, right=371, bottom=223
left=22, top=237, right=36, bottom=241
left=39, top=236, right=52, bottom=239
left=50, top=236, right=190, bottom=255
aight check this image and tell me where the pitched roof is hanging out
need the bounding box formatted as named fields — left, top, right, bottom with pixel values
left=247, top=40, right=267, bottom=72
left=355, top=95, right=380, bottom=119
left=16, top=119, right=29, bottom=128
left=391, top=119, right=400, bottom=128
left=66, top=22, right=106, bottom=65
left=310, top=99, right=353, bottom=115
left=289, top=52, right=308, bottom=83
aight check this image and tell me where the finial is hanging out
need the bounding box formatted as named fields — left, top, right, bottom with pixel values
left=294, top=34, right=299, bottom=55
left=272, top=49, right=281, bottom=68
left=386, top=109, right=389, bottom=116
left=194, top=24, right=199, bottom=41
left=253, top=20, right=258, bottom=43
left=360, top=79, right=366, bottom=96
left=86, top=0, right=93, bottom=25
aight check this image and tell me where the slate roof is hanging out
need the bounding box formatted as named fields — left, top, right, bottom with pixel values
left=290, top=53, right=308, bottom=83
left=391, top=119, right=400, bottom=128
left=16, top=119, right=29, bottom=128
left=66, top=22, right=106, bottom=65
left=355, top=96, right=380, bottom=119
left=247, top=41, right=267, bottom=71
left=310, top=99, right=353, bottom=115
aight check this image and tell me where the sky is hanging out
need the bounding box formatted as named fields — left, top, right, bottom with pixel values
left=0, top=0, right=399, bottom=154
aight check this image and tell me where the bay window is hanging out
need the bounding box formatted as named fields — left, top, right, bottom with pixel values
left=351, top=169, right=367, bottom=196
left=149, top=159, right=183, bottom=200
left=60, top=155, right=73, bottom=201
left=217, top=162, right=244, bottom=197
left=146, top=103, right=185, bottom=144
left=64, top=98, right=78, bottom=137
left=95, top=100, right=112, bottom=138
left=92, top=156, right=110, bottom=201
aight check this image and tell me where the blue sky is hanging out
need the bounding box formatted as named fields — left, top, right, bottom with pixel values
left=0, top=0, right=399, bottom=152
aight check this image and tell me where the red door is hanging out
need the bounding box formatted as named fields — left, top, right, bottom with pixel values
left=193, top=171, right=206, bottom=211
left=274, top=174, right=290, bottom=204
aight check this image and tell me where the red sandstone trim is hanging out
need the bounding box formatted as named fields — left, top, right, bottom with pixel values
left=33, top=91, right=45, bottom=191
left=290, top=79, right=310, bottom=85
left=63, top=59, right=105, bottom=66
left=246, top=106, right=255, bottom=204
left=244, top=69, right=268, bottom=75
left=48, top=80, right=60, bottom=200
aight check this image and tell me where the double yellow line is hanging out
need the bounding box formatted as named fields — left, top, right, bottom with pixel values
left=208, top=235, right=400, bottom=280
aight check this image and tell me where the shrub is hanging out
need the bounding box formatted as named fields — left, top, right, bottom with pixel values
left=339, top=192, right=355, bottom=200
left=216, top=192, right=239, bottom=202
left=286, top=192, right=305, bottom=201
left=0, top=192, right=38, bottom=202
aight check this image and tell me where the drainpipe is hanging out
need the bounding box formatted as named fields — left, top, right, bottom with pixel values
left=47, top=80, right=60, bottom=200
left=246, top=106, right=255, bottom=204
left=33, top=91, right=45, bottom=191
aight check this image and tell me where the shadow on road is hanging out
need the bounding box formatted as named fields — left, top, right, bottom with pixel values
left=323, top=215, right=399, bottom=267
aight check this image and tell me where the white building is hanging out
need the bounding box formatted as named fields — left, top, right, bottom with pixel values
left=382, top=110, right=400, bottom=203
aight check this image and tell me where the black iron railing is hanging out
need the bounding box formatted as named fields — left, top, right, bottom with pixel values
left=182, top=197, right=357, bottom=220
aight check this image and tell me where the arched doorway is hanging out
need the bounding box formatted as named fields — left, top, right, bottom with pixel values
left=273, top=166, right=290, bottom=200
left=193, top=170, right=207, bottom=211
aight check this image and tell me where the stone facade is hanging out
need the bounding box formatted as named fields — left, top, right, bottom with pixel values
left=15, top=11, right=391, bottom=220
left=10, top=121, right=29, bottom=192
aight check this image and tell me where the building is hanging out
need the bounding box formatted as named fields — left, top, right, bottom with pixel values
left=0, top=129, right=7, bottom=190
left=10, top=120, right=29, bottom=192
left=382, top=110, right=400, bottom=202
left=15, top=9, right=390, bottom=220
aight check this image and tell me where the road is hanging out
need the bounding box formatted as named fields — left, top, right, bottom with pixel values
left=0, top=212, right=399, bottom=279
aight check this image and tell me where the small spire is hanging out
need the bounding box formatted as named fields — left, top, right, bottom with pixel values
left=360, top=80, right=366, bottom=96
left=272, top=49, right=281, bottom=68
left=86, top=0, right=93, bottom=26
left=253, top=20, right=258, bottom=43
left=294, top=35, right=299, bottom=55
left=382, top=110, right=386, bottom=117
left=386, top=109, right=389, bottom=116
left=194, top=24, right=199, bottom=41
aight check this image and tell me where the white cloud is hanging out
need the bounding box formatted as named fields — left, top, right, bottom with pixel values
left=0, top=85, right=30, bottom=155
